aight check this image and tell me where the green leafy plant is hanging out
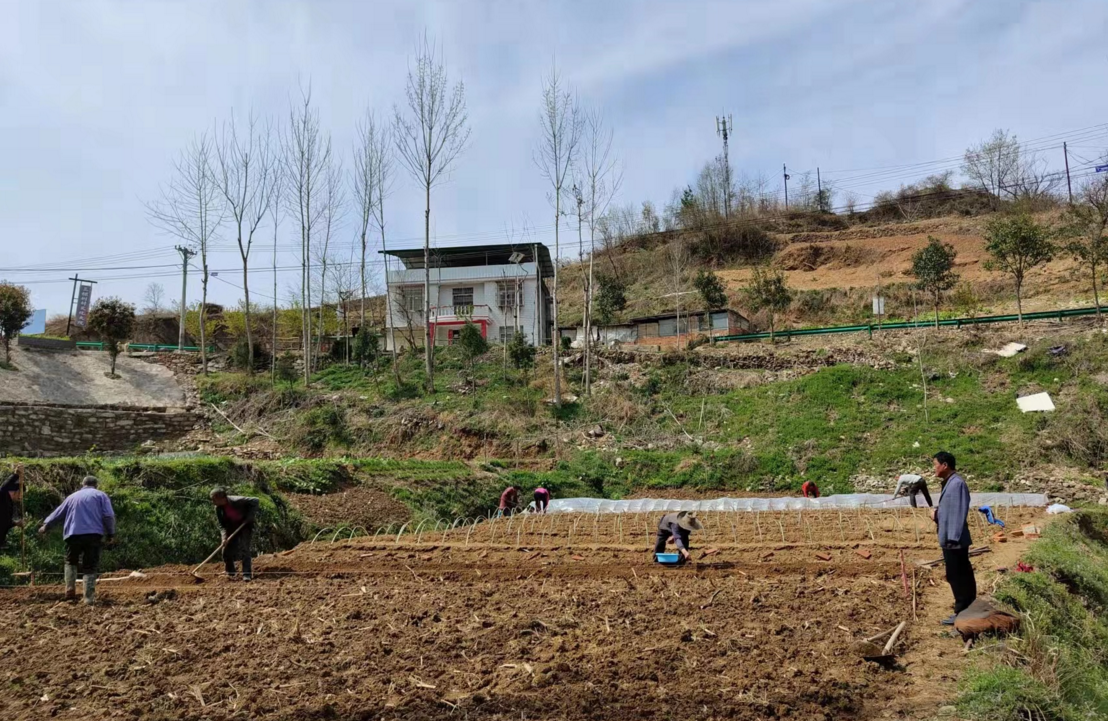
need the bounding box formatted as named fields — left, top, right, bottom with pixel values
left=910, top=236, right=959, bottom=327
left=743, top=266, right=793, bottom=342
left=507, top=331, right=535, bottom=370
left=594, top=272, right=627, bottom=325
left=983, top=213, right=1054, bottom=324
left=693, top=269, right=728, bottom=310
left=86, top=297, right=136, bottom=376
left=0, top=282, right=32, bottom=365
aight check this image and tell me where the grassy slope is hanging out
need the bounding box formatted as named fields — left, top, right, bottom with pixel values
left=200, top=328, right=1108, bottom=495
left=959, top=510, right=1108, bottom=721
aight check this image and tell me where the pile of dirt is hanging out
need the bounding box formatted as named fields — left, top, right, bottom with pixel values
left=285, top=485, right=412, bottom=531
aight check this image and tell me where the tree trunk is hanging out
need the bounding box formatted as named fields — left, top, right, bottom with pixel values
left=200, top=267, right=209, bottom=374
left=242, top=255, right=253, bottom=373
left=933, top=294, right=940, bottom=329
left=109, top=348, right=117, bottom=376
left=272, top=219, right=278, bottom=382
left=424, top=185, right=434, bottom=393
left=769, top=315, right=775, bottom=343
left=1015, top=278, right=1024, bottom=325
left=585, top=222, right=596, bottom=395
left=552, top=203, right=561, bottom=406
left=379, top=205, right=401, bottom=386
left=3, top=337, right=9, bottom=364
left=1093, top=260, right=1101, bottom=318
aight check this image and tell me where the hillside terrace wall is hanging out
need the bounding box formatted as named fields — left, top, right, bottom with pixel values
left=0, top=401, right=198, bottom=457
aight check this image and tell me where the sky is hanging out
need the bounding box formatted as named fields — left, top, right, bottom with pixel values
left=2, top=0, right=1108, bottom=317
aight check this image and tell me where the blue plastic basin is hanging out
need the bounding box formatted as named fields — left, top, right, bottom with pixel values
left=655, top=552, right=682, bottom=565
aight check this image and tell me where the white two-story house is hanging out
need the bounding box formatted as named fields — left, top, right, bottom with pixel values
left=380, top=243, right=554, bottom=351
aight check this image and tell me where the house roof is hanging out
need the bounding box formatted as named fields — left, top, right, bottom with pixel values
left=380, top=243, right=554, bottom=278
left=628, top=308, right=747, bottom=324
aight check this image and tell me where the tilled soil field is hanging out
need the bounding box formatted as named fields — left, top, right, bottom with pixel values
left=0, top=507, right=1044, bottom=720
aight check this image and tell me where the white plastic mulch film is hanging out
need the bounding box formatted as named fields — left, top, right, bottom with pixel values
left=547, top=493, right=1048, bottom=514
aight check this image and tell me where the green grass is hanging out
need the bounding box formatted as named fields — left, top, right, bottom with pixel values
left=958, top=511, right=1108, bottom=721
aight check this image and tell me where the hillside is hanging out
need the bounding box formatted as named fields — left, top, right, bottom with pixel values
left=558, top=210, right=1087, bottom=330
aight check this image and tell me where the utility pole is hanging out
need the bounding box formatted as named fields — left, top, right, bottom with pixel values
left=783, top=164, right=791, bottom=211
left=716, top=114, right=733, bottom=218
left=65, top=275, right=80, bottom=337
left=175, top=245, right=196, bottom=351
left=1064, top=142, right=1073, bottom=204
left=66, top=275, right=97, bottom=337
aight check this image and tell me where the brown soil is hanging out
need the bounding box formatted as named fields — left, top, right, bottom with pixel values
left=0, top=506, right=1045, bottom=720
left=285, top=485, right=412, bottom=532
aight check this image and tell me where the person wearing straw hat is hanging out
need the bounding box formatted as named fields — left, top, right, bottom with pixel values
left=653, top=511, right=704, bottom=562
left=0, top=472, right=24, bottom=551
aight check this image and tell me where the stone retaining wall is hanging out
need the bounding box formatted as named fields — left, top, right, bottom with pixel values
left=0, top=402, right=198, bottom=456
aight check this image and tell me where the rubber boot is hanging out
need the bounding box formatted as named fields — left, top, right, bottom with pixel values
left=83, top=574, right=98, bottom=605
left=64, top=565, right=78, bottom=602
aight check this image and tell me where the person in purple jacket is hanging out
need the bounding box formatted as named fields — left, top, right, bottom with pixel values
left=930, top=452, right=976, bottom=625
left=38, top=476, right=116, bottom=605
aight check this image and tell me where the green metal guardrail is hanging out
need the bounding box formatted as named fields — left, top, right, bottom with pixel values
left=75, top=342, right=213, bottom=353
left=715, top=305, right=1103, bottom=343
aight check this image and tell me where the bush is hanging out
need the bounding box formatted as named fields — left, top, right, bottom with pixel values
left=508, top=332, right=536, bottom=370
left=275, top=352, right=298, bottom=384
left=229, top=336, right=272, bottom=371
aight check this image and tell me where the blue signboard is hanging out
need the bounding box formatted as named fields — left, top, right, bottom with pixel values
left=1096, top=164, right=1108, bottom=173
left=21, top=309, right=47, bottom=335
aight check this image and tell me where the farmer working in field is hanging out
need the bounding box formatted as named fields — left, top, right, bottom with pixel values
left=532, top=486, right=552, bottom=513
left=210, top=488, right=259, bottom=582
left=800, top=480, right=820, bottom=498
left=893, top=473, right=933, bottom=508
left=0, top=472, right=23, bottom=551
left=653, top=511, right=703, bottom=562
left=497, top=485, right=521, bottom=517
left=931, top=451, right=976, bottom=625
left=38, top=476, right=116, bottom=605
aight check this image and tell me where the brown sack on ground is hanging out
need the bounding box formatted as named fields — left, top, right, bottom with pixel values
left=954, top=598, right=1021, bottom=640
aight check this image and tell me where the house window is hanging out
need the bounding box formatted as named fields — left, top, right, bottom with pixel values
left=711, top=311, right=729, bottom=331
left=497, top=281, right=520, bottom=310
left=399, top=286, right=423, bottom=315
left=697, top=313, right=711, bottom=332
left=658, top=318, right=677, bottom=337
left=498, top=326, right=515, bottom=344
left=452, top=287, right=474, bottom=314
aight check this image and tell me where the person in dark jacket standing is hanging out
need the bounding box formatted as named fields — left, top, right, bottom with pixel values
left=653, top=511, right=704, bottom=562
left=210, top=488, right=259, bottom=582
left=931, top=452, right=976, bottom=625
left=0, top=472, right=23, bottom=551
left=38, top=476, right=116, bottom=604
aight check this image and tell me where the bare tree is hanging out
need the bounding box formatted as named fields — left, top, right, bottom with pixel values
left=352, top=109, right=398, bottom=380
left=269, top=148, right=284, bottom=380
left=962, top=129, right=1060, bottom=209
left=146, top=132, right=223, bottom=373
left=393, top=34, right=471, bottom=393
left=666, top=240, right=693, bottom=350
left=576, top=107, right=621, bottom=396
left=215, top=113, right=277, bottom=373
left=316, top=158, right=346, bottom=360
left=1061, top=175, right=1108, bottom=315
left=142, top=282, right=166, bottom=315
left=282, top=86, right=332, bottom=384
left=534, top=61, right=582, bottom=405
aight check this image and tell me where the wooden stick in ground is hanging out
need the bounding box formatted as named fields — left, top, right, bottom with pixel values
left=191, top=522, right=247, bottom=580
left=18, top=463, right=25, bottom=572
left=882, top=621, right=908, bottom=656
left=900, top=549, right=909, bottom=599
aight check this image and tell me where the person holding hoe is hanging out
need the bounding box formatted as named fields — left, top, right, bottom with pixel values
left=653, top=511, right=704, bottom=563
left=210, top=488, right=259, bottom=582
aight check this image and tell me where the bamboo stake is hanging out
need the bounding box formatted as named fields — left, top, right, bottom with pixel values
left=18, top=464, right=25, bottom=572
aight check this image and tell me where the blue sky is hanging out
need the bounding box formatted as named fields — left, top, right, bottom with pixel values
left=2, top=0, right=1107, bottom=316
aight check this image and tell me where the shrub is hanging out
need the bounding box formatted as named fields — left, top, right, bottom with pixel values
left=230, top=336, right=272, bottom=371
left=86, top=297, right=136, bottom=376
left=0, top=282, right=32, bottom=365
left=508, top=332, right=536, bottom=370
left=275, top=352, right=298, bottom=384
